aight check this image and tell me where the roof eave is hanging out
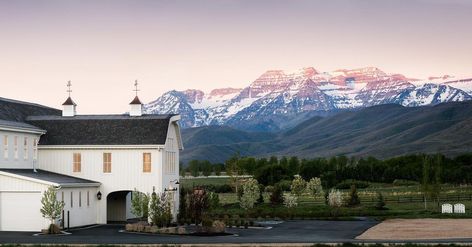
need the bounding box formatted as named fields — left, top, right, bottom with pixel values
left=0, top=125, right=46, bottom=135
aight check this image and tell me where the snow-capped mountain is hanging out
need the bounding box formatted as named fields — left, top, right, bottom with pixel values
left=143, top=67, right=472, bottom=130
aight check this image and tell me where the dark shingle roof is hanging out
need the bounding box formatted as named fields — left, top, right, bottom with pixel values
left=62, top=97, right=77, bottom=106
left=0, top=119, right=45, bottom=132
left=26, top=114, right=173, bottom=145
left=0, top=97, right=61, bottom=122
left=0, top=169, right=100, bottom=186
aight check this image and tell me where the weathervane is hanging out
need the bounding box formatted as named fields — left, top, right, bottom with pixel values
left=133, top=80, right=140, bottom=96
left=67, top=80, right=72, bottom=97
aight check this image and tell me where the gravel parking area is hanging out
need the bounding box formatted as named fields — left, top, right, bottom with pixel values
left=357, top=218, right=472, bottom=240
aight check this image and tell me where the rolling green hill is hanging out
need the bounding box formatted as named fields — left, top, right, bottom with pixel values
left=181, top=101, right=472, bottom=164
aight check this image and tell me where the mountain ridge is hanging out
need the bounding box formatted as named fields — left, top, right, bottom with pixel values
left=144, top=67, right=472, bottom=131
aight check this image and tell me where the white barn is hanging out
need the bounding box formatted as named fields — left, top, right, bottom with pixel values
left=0, top=94, right=182, bottom=231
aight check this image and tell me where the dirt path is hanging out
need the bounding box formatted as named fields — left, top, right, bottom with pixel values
left=357, top=218, right=472, bottom=240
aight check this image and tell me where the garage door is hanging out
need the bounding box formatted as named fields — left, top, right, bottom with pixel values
left=0, top=192, right=45, bottom=231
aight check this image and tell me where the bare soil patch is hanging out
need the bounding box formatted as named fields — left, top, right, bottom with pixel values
left=357, top=218, right=472, bottom=240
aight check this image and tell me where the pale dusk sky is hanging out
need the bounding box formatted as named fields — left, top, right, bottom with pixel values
left=1, top=0, right=471, bottom=113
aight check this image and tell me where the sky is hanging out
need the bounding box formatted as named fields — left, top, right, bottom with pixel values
left=1, top=0, right=471, bottom=113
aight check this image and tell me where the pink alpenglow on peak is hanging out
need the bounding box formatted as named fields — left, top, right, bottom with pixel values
left=143, top=66, right=472, bottom=129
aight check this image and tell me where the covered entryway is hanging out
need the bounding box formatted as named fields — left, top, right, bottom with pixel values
left=0, top=191, right=44, bottom=231
left=106, top=191, right=131, bottom=223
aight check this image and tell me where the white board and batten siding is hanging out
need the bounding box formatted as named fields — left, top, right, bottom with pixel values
left=38, top=148, right=164, bottom=224
left=59, top=187, right=99, bottom=228
left=162, top=121, right=181, bottom=217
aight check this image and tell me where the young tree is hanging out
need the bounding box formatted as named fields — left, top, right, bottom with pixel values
left=347, top=184, right=360, bottom=207
left=328, top=189, right=343, bottom=217
left=283, top=193, right=298, bottom=208
left=239, top=178, right=260, bottom=210
left=160, top=193, right=173, bottom=227
left=290, top=175, right=306, bottom=197
left=189, top=187, right=210, bottom=225
left=40, top=186, right=65, bottom=229
left=149, top=189, right=172, bottom=227
left=306, top=177, right=323, bottom=201
left=226, top=153, right=243, bottom=194
left=149, top=189, right=159, bottom=226
left=131, top=189, right=149, bottom=220
left=177, top=188, right=188, bottom=224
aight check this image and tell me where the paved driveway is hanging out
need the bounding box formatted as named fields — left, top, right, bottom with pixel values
left=1, top=220, right=377, bottom=244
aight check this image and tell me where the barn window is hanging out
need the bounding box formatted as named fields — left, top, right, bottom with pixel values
left=143, top=153, right=151, bottom=173
left=73, top=153, right=81, bottom=172
left=103, top=153, right=112, bottom=173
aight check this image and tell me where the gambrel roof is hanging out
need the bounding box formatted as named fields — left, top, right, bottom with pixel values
left=26, top=114, right=175, bottom=146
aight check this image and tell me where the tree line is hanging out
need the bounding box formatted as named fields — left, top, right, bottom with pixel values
left=184, top=153, right=472, bottom=187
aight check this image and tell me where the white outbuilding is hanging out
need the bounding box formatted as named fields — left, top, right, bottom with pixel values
left=0, top=91, right=182, bottom=231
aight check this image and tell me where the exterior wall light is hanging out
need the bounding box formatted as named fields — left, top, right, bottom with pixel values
left=97, top=191, right=102, bottom=200
left=164, top=179, right=179, bottom=192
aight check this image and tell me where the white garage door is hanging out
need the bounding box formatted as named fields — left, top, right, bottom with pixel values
left=0, top=192, right=44, bottom=231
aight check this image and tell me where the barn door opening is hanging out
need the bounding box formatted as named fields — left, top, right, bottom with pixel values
left=106, top=191, right=131, bottom=223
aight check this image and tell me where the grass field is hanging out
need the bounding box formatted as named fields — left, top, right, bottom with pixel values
left=181, top=176, right=472, bottom=219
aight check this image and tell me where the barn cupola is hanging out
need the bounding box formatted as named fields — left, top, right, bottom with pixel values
left=129, top=80, right=143, bottom=117
left=62, top=80, right=77, bottom=117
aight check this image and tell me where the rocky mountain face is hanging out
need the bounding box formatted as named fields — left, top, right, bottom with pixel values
left=143, top=67, right=472, bottom=131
